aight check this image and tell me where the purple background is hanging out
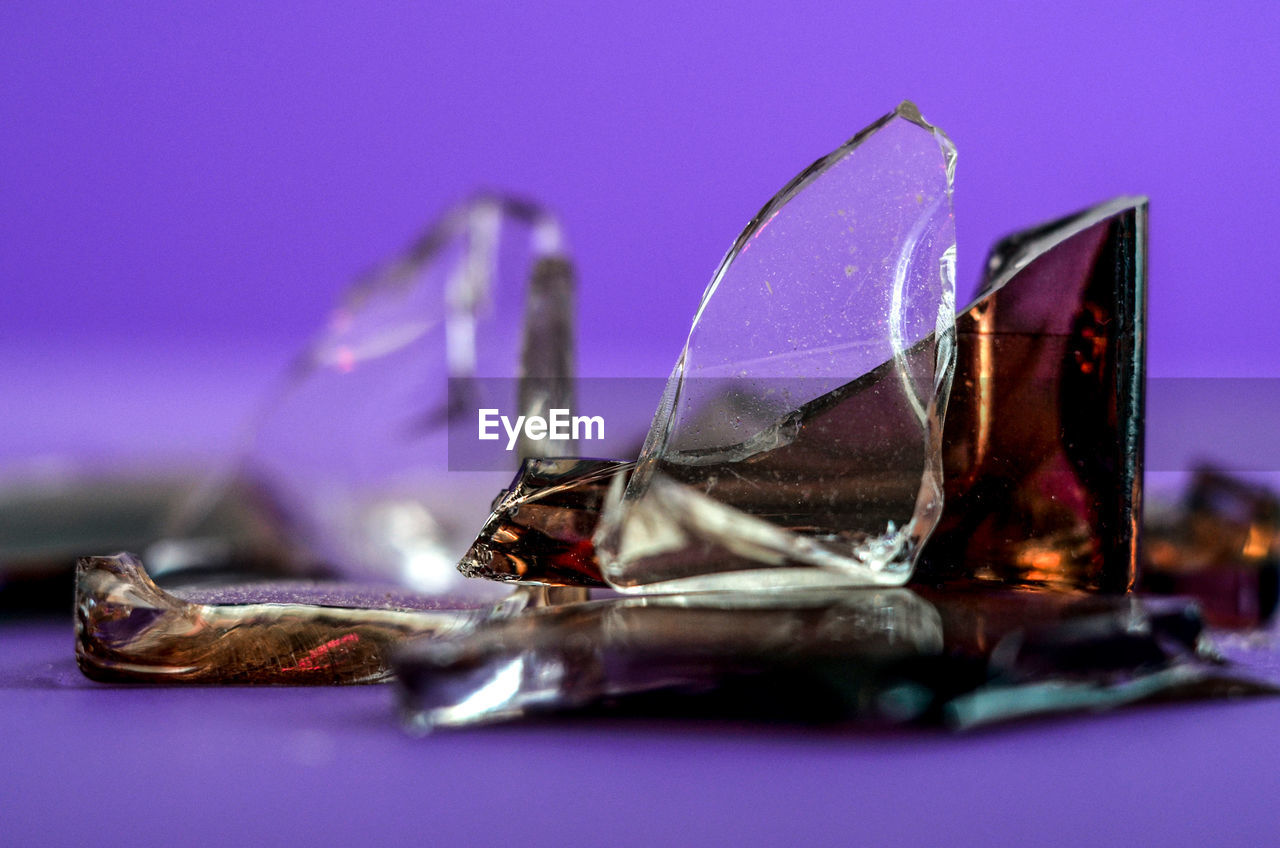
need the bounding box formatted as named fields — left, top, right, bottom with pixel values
left=4, top=3, right=1280, bottom=845
left=4, top=2, right=1280, bottom=469
left=4, top=3, right=1280, bottom=378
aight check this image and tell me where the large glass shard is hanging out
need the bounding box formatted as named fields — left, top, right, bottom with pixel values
left=162, top=194, right=575, bottom=597
left=395, top=586, right=1268, bottom=731
left=453, top=197, right=1149, bottom=598
left=1143, top=467, right=1279, bottom=628
left=917, top=197, right=1147, bottom=592
left=592, top=102, right=958, bottom=592
left=74, top=553, right=525, bottom=684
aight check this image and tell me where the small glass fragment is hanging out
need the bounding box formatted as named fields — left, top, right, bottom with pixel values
left=1142, top=468, right=1279, bottom=628
left=593, top=102, right=958, bottom=592
left=458, top=458, right=632, bottom=587
left=395, top=585, right=1266, bottom=731
left=918, top=197, right=1147, bottom=592
left=75, top=553, right=531, bottom=684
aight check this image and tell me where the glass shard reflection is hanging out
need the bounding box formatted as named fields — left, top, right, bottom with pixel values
left=593, top=102, right=958, bottom=592
left=395, top=586, right=1269, bottom=730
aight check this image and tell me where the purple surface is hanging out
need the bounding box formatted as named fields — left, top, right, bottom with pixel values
left=3, top=619, right=1279, bottom=848
left=5, top=3, right=1280, bottom=845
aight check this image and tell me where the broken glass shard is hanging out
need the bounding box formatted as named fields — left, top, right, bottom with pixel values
left=592, top=102, right=958, bottom=592
left=917, top=196, right=1147, bottom=592
left=74, top=552, right=551, bottom=684
left=459, top=197, right=1147, bottom=597
left=163, top=194, right=575, bottom=598
left=458, top=458, right=631, bottom=587
left=1143, top=467, right=1279, bottom=628
left=395, top=584, right=1269, bottom=731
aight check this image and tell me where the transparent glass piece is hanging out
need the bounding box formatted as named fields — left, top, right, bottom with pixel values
left=397, top=588, right=942, bottom=729
left=73, top=552, right=558, bottom=684
left=164, top=195, right=575, bottom=598
left=593, top=102, right=957, bottom=592
left=395, top=585, right=1265, bottom=731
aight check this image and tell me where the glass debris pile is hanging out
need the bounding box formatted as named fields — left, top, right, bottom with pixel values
left=60, top=102, right=1280, bottom=729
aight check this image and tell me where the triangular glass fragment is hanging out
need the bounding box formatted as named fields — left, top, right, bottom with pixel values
left=917, top=196, right=1147, bottom=592
left=458, top=458, right=630, bottom=587
left=593, top=102, right=958, bottom=592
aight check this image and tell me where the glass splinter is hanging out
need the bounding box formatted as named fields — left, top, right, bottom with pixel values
left=395, top=586, right=1268, bottom=731
left=73, top=196, right=589, bottom=685
left=591, top=101, right=958, bottom=592
left=75, top=553, right=518, bottom=684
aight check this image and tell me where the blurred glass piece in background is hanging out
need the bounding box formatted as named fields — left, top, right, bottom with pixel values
left=71, top=194, right=588, bottom=682
left=593, top=102, right=958, bottom=593
left=165, top=194, right=576, bottom=598
left=0, top=470, right=300, bottom=612
left=1143, top=467, right=1280, bottom=628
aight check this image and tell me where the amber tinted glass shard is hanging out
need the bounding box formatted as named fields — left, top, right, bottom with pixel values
left=594, top=102, right=958, bottom=592
left=395, top=586, right=1258, bottom=731
left=917, top=196, right=1147, bottom=592
left=1142, top=468, right=1280, bottom=628
left=75, top=553, right=504, bottom=684
left=457, top=458, right=631, bottom=587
